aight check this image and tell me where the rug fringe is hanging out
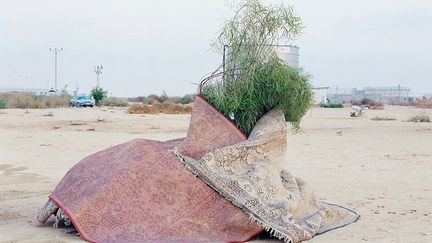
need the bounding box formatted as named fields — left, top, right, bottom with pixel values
left=173, top=149, right=294, bottom=243
left=247, top=214, right=293, bottom=243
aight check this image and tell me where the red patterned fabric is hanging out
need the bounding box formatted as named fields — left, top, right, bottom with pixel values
left=177, top=95, right=246, bottom=160
left=50, top=97, right=262, bottom=242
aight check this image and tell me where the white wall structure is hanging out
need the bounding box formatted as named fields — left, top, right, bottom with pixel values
left=312, top=87, right=330, bottom=104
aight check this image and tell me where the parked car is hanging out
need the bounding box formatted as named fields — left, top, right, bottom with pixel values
left=70, top=95, right=95, bottom=107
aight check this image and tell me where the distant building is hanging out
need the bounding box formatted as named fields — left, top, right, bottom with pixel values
left=311, top=87, right=330, bottom=104
left=361, top=86, right=410, bottom=105
left=328, top=86, right=411, bottom=105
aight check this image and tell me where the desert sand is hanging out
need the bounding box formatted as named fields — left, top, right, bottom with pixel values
left=0, top=106, right=431, bottom=242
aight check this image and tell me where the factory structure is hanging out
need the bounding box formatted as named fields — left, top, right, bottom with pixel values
left=327, top=86, right=411, bottom=105
left=269, top=47, right=413, bottom=106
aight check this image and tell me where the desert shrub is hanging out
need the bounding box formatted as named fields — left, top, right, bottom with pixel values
left=147, top=92, right=185, bottom=104
left=411, top=98, right=432, bottom=108
left=360, top=98, right=384, bottom=110
left=129, top=94, right=194, bottom=105
left=128, top=96, right=147, bottom=103
left=176, top=94, right=195, bottom=104
left=163, top=97, right=178, bottom=104
left=128, top=103, right=192, bottom=114
left=44, top=94, right=72, bottom=108
left=408, top=114, right=431, bottom=123
left=158, top=90, right=169, bottom=103
left=129, top=104, right=157, bottom=114
left=156, top=103, right=189, bottom=114
left=371, top=116, right=397, bottom=121
left=90, top=87, right=108, bottom=106
left=0, top=99, right=6, bottom=109
left=102, top=97, right=129, bottom=107
left=0, top=92, right=35, bottom=108
left=146, top=91, right=170, bottom=104
left=145, top=95, right=160, bottom=105
left=0, top=92, right=71, bottom=108
left=321, top=103, right=344, bottom=108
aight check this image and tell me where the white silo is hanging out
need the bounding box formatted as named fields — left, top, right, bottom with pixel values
left=222, top=44, right=300, bottom=81
left=273, top=45, right=300, bottom=67
left=223, top=45, right=300, bottom=69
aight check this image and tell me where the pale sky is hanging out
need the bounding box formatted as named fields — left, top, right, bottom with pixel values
left=1, top=0, right=431, bottom=96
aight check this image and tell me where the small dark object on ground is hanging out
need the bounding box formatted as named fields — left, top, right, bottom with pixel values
left=321, top=103, right=344, bottom=108
left=42, top=112, right=54, bottom=117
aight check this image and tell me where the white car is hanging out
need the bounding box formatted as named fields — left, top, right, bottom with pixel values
left=70, top=96, right=95, bottom=107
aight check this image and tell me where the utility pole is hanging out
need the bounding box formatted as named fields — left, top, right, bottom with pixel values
left=49, top=48, right=63, bottom=91
left=73, top=82, right=79, bottom=96
left=94, top=65, right=103, bottom=87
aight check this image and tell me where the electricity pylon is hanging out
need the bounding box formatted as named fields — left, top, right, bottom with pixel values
left=94, top=65, right=103, bottom=87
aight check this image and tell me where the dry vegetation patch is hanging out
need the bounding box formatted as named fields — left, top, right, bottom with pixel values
left=127, top=93, right=194, bottom=114
left=128, top=93, right=195, bottom=106
left=411, top=98, right=432, bottom=109
left=0, top=92, right=71, bottom=109
left=128, top=103, right=192, bottom=114
left=101, top=97, right=129, bottom=107
left=371, top=116, right=397, bottom=121
left=407, top=113, right=431, bottom=123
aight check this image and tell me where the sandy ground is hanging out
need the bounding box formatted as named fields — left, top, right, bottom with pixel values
left=0, top=106, right=431, bottom=242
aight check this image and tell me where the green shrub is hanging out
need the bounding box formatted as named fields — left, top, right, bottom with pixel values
left=321, top=103, right=344, bottom=108
left=176, top=94, right=195, bottom=105
left=200, top=0, right=309, bottom=135
left=0, top=99, right=6, bottom=109
left=202, top=57, right=312, bottom=135
left=90, top=87, right=108, bottom=106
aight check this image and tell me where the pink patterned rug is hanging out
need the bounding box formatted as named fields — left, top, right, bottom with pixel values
left=47, top=96, right=262, bottom=242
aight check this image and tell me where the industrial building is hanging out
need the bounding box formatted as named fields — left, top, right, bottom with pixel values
left=328, top=86, right=411, bottom=105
